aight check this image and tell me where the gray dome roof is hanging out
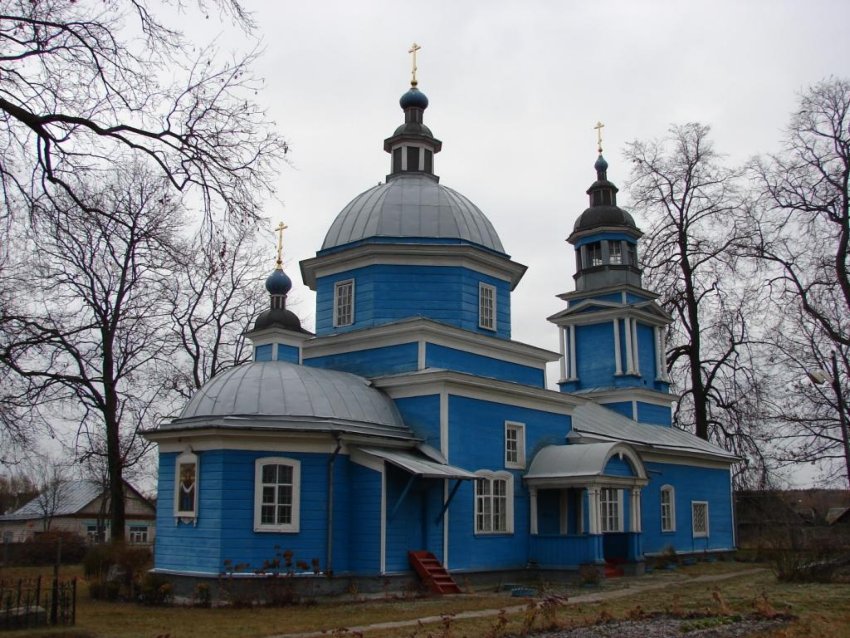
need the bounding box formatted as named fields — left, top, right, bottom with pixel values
left=322, top=174, right=505, bottom=253
left=177, top=361, right=404, bottom=429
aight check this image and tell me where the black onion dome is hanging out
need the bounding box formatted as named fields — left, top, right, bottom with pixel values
left=571, top=154, right=640, bottom=237
left=265, top=268, right=292, bottom=295
left=253, top=307, right=307, bottom=333
left=572, top=206, right=638, bottom=233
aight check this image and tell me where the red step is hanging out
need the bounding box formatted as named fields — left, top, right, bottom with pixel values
left=408, top=550, right=462, bottom=594
left=604, top=560, right=624, bottom=578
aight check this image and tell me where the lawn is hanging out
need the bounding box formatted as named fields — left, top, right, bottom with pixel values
left=1, top=560, right=849, bottom=638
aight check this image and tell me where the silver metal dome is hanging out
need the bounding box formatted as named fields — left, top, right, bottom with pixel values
left=176, top=361, right=405, bottom=429
left=321, top=174, right=505, bottom=253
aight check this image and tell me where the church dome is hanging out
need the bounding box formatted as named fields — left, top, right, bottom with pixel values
left=321, top=173, right=505, bottom=253
left=176, top=361, right=405, bottom=429
left=572, top=204, right=638, bottom=233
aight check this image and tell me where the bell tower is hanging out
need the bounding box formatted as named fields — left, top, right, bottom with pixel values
left=548, top=129, right=674, bottom=426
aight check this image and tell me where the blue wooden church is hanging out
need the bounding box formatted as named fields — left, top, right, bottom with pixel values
left=146, top=73, right=737, bottom=589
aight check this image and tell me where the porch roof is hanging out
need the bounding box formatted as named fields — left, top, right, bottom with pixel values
left=524, top=441, right=647, bottom=487
left=357, top=447, right=478, bottom=480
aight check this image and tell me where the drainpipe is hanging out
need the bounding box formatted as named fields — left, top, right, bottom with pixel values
left=326, top=435, right=342, bottom=575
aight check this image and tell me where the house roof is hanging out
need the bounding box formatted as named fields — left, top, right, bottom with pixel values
left=0, top=480, right=102, bottom=521
left=570, top=403, right=737, bottom=461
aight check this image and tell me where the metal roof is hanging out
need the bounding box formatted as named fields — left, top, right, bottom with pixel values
left=0, top=480, right=101, bottom=521
left=357, top=447, right=477, bottom=480
left=172, top=361, right=407, bottom=432
left=571, top=403, right=737, bottom=460
left=321, top=174, right=505, bottom=253
left=525, top=442, right=644, bottom=481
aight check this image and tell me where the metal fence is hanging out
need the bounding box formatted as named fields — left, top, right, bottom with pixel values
left=0, top=576, right=76, bottom=630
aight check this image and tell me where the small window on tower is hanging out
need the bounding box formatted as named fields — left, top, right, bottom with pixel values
left=609, top=241, right=622, bottom=264
left=626, top=243, right=637, bottom=266
left=406, top=146, right=420, bottom=171
left=479, top=283, right=496, bottom=330
left=424, top=149, right=433, bottom=173
left=392, top=147, right=402, bottom=173
left=587, top=242, right=603, bottom=267
left=334, top=279, right=354, bottom=327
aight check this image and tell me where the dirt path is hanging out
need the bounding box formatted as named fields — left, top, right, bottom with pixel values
left=269, top=568, right=768, bottom=638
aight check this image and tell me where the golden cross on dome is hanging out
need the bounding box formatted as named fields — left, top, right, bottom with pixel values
left=594, top=121, right=605, bottom=154
left=408, top=42, right=421, bottom=87
left=274, top=221, right=287, bottom=267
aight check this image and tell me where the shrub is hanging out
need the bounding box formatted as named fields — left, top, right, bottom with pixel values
left=18, top=531, right=87, bottom=565
left=139, top=573, right=174, bottom=606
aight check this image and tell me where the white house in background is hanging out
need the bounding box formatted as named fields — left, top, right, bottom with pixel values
left=0, top=479, right=156, bottom=545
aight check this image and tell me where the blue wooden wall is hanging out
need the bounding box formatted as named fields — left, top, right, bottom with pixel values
left=637, top=401, right=673, bottom=426
left=305, top=343, right=419, bottom=377
left=425, top=343, right=544, bottom=387
left=394, top=395, right=441, bottom=449
left=641, top=462, right=734, bottom=555
left=314, top=265, right=511, bottom=339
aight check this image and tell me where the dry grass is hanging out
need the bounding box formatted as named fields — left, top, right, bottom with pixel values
left=1, top=560, right=849, bottom=638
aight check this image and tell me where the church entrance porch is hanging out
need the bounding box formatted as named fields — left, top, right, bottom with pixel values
left=525, top=442, right=648, bottom=570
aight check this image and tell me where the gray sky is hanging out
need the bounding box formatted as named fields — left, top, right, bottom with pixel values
left=231, top=1, right=848, bottom=487
left=243, top=0, right=848, bottom=360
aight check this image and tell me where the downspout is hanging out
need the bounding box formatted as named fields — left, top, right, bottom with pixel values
left=326, top=435, right=342, bottom=575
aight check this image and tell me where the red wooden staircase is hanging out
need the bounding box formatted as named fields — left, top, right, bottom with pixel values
left=408, top=551, right=462, bottom=594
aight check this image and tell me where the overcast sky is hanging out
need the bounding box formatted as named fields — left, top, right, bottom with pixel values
left=237, top=0, right=848, bottom=358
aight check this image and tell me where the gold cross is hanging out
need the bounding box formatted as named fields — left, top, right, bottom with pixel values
left=594, top=121, right=605, bottom=154
left=408, top=42, right=421, bottom=87
left=275, top=221, right=288, bottom=267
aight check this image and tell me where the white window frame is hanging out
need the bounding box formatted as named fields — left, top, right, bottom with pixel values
left=174, top=450, right=199, bottom=519
left=660, top=485, right=676, bottom=532
left=254, top=457, right=301, bottom=533
left=692, top=501, right=709, bottom=538
left=599, top=487, right=623, bottom=533
left=128, top=525, right=148, bottom=544
left=474, top=470, right=514, bottom=534
left=479, top=282, right=496, bottom=331
left=504, top=421, right=526, bottom=469
left=333, top=279, right=354, bottom=327
left=608, top=240, right=623, bottom=264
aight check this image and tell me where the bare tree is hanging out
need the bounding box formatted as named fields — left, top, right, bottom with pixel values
left=625, top=124, right=769, bottom=484
left=0, top=0, right=287, bottom=226
left=31, top=460, right=69, bottom=532
left=0, top=471, right=38, bottom=515
left=0, top=165, right=182, bottom=540
left=747, top=77, right=850, bottom=485
left=166, top=226, right=267, bottom=401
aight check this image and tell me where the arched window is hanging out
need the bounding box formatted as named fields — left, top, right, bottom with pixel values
left=660, top=485, right=676, bottom=532
left=254, top=457, right=301, bottom=533
left=474, top=470, right=514, bottom=534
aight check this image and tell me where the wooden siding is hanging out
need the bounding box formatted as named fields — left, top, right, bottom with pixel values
left=277, top=344, right=300, bottom=363
left=305, top=343, right=418, bottom=377
left=640, top=462, right=734, bottom=555
left=394, top=395, right=441, bottom=449
left=444, top=395, right=570, bottom=571
left=425, top=343, right=544, bottom=387
left=348, top=462, right=382, bottom=574
left=576, top=323, right=615, bottom=388
left=315, top=265, right=511, bottom=339
left=604, top=456, right=636, bottom=477
left=636, top=401, right=673, bottom=426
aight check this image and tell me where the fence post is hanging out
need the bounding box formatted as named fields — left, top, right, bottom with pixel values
left=50, top=536, right=61, bottom=625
